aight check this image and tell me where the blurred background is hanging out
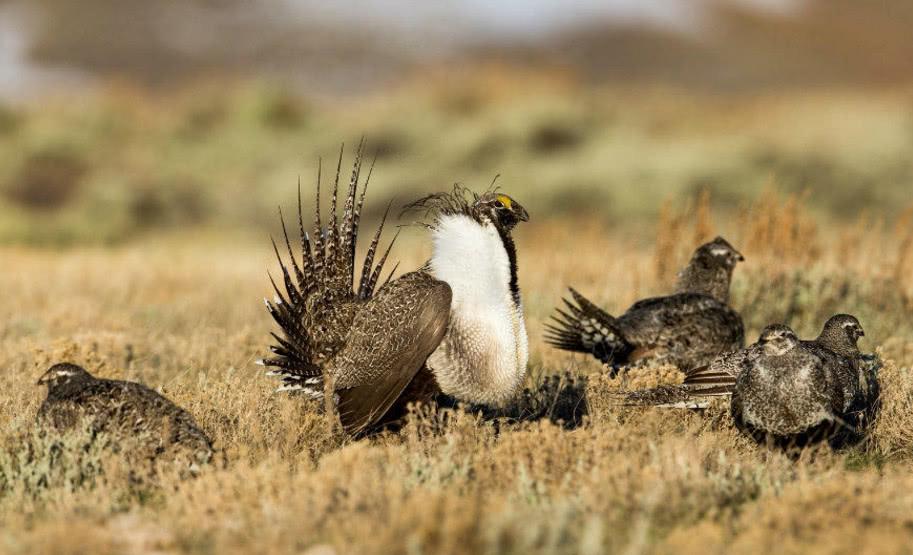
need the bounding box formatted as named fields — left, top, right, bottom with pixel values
left=0, top=0, right=912, bottom=244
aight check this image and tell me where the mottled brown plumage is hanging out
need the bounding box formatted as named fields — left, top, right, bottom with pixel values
left=36, top=363, right=213, bottom=472
left=685, top=315, right=869, bottom=394
left=545, top=237, right=745, bottom=374
left=329, top=271, right=452, bottom=432
left=730, top=323, right=864, bottom=448
left=664, top=314, right=879, bottom=446
left=673, top=236, right=743, bottom=303
left=802, top=314, right=879, bottom=445
left=261, top=147, right=531, bottom=435
left=617, top=324, right=776, bottom=408
left=619, top=315, right=881, bottom=447
left=261, top=144, right=452, bottom=435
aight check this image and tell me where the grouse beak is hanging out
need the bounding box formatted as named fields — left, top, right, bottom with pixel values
left=514, top=203, right=530, bottom=223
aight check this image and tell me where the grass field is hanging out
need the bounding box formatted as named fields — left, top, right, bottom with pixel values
left=2, top=80, right=913, bottom=554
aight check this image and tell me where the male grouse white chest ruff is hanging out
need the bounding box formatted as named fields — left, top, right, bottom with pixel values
left=427, top=212, right=528, bottom=406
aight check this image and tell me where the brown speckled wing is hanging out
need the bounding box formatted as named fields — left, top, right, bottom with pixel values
left=38, top=374, right=213, bottom=464
left=617, top=293, right=744, bottom=371
left=333, top=272, right=452, bottom=435
left=734, top=347, right=836, bottom=436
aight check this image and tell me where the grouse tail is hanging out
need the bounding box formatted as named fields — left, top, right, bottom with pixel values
left=544, top=288, right=629, bottom=365
left=682, top=364, right=738, bottom=391
left=259, top=142, right=397, bottom=398
left=614, top=382, right=734, bottom=409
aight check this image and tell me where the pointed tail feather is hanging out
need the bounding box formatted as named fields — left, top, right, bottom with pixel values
left=683, top=364, right=738, bottom=390
left=544, top=288, right=630, bottom=365
left=262, top=145, right=396, bottom=392
left=614, top=382, right=734, bottom=409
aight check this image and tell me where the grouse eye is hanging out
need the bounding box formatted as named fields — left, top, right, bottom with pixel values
left=708, top=246, right=730, bottom=258
left=494, top=199, right=505, bottom=209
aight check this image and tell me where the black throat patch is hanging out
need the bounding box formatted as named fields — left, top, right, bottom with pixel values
left=495, top=224, right=521, bottom=307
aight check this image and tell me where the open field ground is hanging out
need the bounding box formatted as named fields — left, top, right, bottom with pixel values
left=2, top=210, right=913, bottom=554
left=2, top=81, right=913, bottom=554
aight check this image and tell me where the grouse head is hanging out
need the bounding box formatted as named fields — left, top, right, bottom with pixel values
left=676, top=236, right=744, bottom=303
left=817, top=314, right=864, bottom=356
left=404, top=186, right=529, bottom=234
left=37, top=363, right=94, bottom=392
left=693, top=236, right=745, bottom=270
left=758, top=324, right=799, bottom=356
left=472, top=192, right=529, bottom=231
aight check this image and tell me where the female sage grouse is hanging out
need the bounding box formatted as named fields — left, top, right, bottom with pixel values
left=260, top=146, right=530, bottom=435
left=617, top=323, right=786, bottom=409
left=732, top=314, right=880, bottom=447
left=730, top=322, right=866, bottom=448
left=684, top=314, right=870, bottom=403
left=545, top=237, right=745, bottom=374
left=36, top=363, right=214, bottom=471
left=623, top=315, right=878, bottom=448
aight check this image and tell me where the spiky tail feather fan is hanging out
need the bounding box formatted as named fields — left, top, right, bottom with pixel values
left=682, top=364, right=738, bottom=389
left=544, top=288, right=630, bottom=366
left=610, top=363, right=738, bottom=409
left=258, top=142, right=397, bottom=399
left=613, top=383, right=734, bottom=409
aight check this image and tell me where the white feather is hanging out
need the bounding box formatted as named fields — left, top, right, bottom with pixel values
left=276, top=385, right=301, bottom=392
left=426, top=213, right=528, bottom=406
left=276, top=384, right=324, bottom=400
left=709, top=246, right=731, bottom=257
left=656, top=401, right=711, bottom=409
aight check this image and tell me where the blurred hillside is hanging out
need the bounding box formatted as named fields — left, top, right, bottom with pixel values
left=514, top=0, right=913, bottom=90
left=0, top=1, right=912, bottom=244
left=5, top=0, right=913, bottom=94
left=0, top=74, right=912, bottom=244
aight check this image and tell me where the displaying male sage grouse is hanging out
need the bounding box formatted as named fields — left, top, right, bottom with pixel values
left=36, top=363, right=214, bottom=472
left=260, top=147, right=530, bottom=436
left=404, top=185, right=530, bottom=407
left=545, top=237, right=745, bottom=374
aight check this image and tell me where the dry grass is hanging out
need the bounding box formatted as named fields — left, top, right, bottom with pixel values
left=0, top=188, right=912, bottom=554
left=1, top=71, right=912, bottom=553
